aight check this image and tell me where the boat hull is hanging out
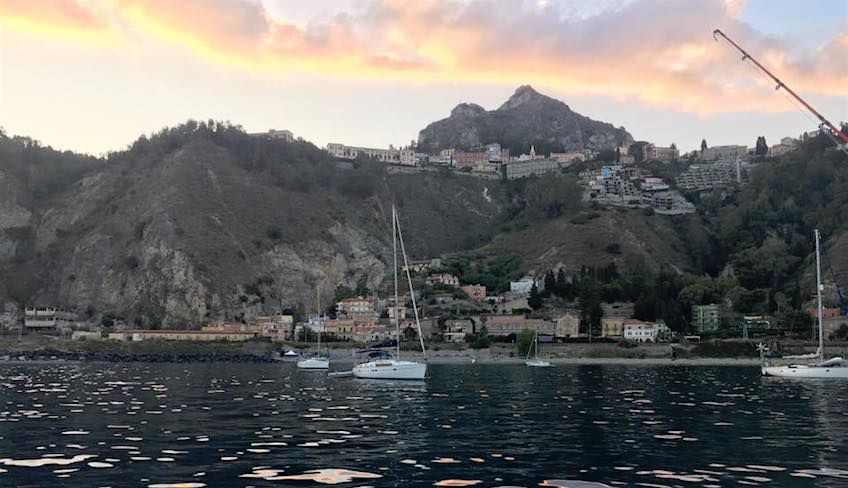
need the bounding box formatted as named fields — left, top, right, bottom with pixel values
left=297, top=357, right=330, bottom=369
left=353, top=360, right=426, bottom=380
left=525, top=359, right=552, bottom=368
left=762, top=365, right=848, bottom=378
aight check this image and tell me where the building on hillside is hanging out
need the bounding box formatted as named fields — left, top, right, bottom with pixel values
left=601, top=316, right=627, bottom=338
left=24, top=307, right=78, bottom=332
left=623, top=321, right=670, bottom=342
left=676, top=163, right=743, bottom=191
left=387, top=305, right=407, bottom=321
left=444, top=318, right=474, bottom=342
left=556, top=313, right=580, bottom=338
left=504, top=158, right=560, bottom=179
left=250, top=129, right=294, bottom=142
left=453, top=150, right=490, bottom=169
left=336, top=296, right=375, bottom=318
left=483, top=315, right=555, bottom=336
left=400, top=148, right=418, bottom=166
left=549, top=151, right=586, bottom=164
left=403, top=258, right=442, bottom=274
left=646, top=144, right=679, bottom=161
left=692, top=304, right=721, bottom=334
left=701, top=145, right=747, bottom=162
left=326, top=143, right=401, bottom=163
left=428, top=155, right=453, bottom=166
left=109, top=330, right=257, bottom=342
left=510, top=279, right=535, bottom=296
left=461, top=284, right=487, bottom=301
left=426, top=273, right=460, bottom=287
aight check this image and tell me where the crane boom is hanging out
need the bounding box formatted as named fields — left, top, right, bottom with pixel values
left=713, top=29, right=848, bottom=145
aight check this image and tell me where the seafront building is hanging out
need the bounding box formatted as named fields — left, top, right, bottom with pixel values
left=483, top=315, right=556, bottom=336
left=623, top=321, right=670, bottom=342
left=109, top=330, right=257, bottom=342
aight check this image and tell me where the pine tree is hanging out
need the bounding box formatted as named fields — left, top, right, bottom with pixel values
left=528, top=283, right=543, bottom=310
left=700, top=139, right=708, bottom=153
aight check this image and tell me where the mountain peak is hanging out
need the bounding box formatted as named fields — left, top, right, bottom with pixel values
left=498, top=85, right=565, bottom=111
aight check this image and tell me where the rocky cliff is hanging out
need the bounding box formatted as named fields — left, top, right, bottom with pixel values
left=417, top=85, right=633, bottom=154
left=0, top=124, right=503, bottom=327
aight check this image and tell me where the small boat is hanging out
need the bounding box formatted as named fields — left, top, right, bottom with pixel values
left=297, top=287, right=330, bottom=370
left=352, top=204, right=427, bottom=381
left=525, top=331, right=552, bottom=367
left=762, top=229, right=848, bottom=379
left=297, top=356, right=330, bottom=370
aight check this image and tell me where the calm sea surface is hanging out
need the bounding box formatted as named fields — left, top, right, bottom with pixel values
left=0, top=362, right=847, bottom=487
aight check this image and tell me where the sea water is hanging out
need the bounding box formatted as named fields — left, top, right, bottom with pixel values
left=0, top=362, right=846, bottom=487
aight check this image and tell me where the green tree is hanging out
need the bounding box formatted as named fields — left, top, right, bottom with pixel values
left=578, top=278, right=603, bottom=336
left=516, top=329, right=535, bottom=356
left=528, top=283, right=543, bottom=309
left=755, top=136, right=768, bottom=156
left=777, top=309, right=812, bottom=336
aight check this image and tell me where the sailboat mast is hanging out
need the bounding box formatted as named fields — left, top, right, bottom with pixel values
left=815, top=229, right=824, bottom=361
left=317, top=284, right=321, bottom=350
left=393, top=205, right=400, bottom=358
left=395, top=208, right=427, bottom=358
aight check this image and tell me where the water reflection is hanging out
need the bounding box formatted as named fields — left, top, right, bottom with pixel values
left=0, top=362, right=845, bottom=486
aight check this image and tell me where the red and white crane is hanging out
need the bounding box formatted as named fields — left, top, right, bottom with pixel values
left=713, top=29, right=848, bottom=153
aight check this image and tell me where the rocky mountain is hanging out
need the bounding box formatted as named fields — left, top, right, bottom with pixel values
left=0, top=123, right=503, bottom=327
left=417, top=85, right=633, bottom=155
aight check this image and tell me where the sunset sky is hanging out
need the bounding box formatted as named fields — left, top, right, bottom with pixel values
left=1, top=0, right=846, bottom=155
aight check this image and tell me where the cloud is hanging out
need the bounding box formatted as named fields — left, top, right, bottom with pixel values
left=1, top=0, right=845, bottom=114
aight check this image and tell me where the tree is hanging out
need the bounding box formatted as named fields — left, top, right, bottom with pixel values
left=516, top=329, right=535, bottom=356
left=755, top=136, right=768, bottom=156
left=528, top=283, right=543, bottom=310
left=701, top=139, right=708, bottom=153
left=578, top=278, right=603, bottom=336
left=543, top=271, right=556, bottom=297
left=778, top=309, right=812, bottom=336
left=615, top=147, right=621, bottom=163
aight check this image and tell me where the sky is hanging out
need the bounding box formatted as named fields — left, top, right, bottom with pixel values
left=0, top=0, right=846, bottom=155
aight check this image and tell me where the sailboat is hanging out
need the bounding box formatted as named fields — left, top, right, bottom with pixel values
left=525, top=330, right=552, bottom=367
left=762, top=229, right=848, bottom=378
left=297, top=286, right=330, bottom=370
left=352, top=205, right=427, bottom=380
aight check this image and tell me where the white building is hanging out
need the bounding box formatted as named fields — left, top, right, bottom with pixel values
left=510, top=279, right=535, bottom=296
left=623, top=321, right=671, bottom=343
left=505, top=158, right=560, bottom=179
left=326, top=143, right=401, bottom=164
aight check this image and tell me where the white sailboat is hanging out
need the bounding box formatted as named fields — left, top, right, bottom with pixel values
left=297, top=286, right=330, bottom=370
left=762, top=229, right=848, bottom=378
left=525, top=330, right=552, bottom=367
left=352, top=205, right=427, bottom=380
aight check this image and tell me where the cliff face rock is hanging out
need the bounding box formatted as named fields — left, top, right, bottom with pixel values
left=418, top=85, right=633, bottom=154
